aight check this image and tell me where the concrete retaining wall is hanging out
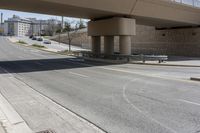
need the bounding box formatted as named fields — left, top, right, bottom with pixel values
left=132, top=25, right=200, bottom=57
left=52, top=25, right=200, bottom=57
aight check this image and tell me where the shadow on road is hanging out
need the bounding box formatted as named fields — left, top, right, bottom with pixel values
left=0, top=58, right=121, bottom=74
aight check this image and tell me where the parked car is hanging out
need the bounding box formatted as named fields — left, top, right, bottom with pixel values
left=29, top=35, right=34, bottom=39
left=37, top=37, right=43, bottom=41
left=43, top=40, right=51, bottom=44
left=32, top=36, right=37, bottom=40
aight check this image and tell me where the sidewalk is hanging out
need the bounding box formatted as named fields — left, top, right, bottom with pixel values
left=0, top=68, right=104, bottom=133
left=0, top=123, right=5, bottom=133
left=0, top=88, right=33, bottom=133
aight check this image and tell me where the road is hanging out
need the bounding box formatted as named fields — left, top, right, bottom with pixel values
left=15, top=36, right=88, bottom=52
left=0, top=36, right=200, bottom=133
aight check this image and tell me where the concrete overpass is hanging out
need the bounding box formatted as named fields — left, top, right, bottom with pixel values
left=1, top=0, right=200, bottom=55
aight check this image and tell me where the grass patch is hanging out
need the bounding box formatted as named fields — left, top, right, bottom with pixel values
left=32, top=44, right=46, bottom=48
left=58, top=50, right=74, bottom=55
left=17, top=40, right=27, bottom=44
left=58, top=50, right=81, bottom=56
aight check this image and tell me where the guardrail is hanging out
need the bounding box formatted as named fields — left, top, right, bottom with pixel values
left=169, top=0, right=200, bottom=8
left=81, top=52, right=168, bottom=63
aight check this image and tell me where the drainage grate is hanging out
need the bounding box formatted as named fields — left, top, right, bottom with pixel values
left=36, top=129, right=56, bottom=133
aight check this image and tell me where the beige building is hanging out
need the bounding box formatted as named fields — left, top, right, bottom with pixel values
left=0, top=24, right=3, bottom=35
left=3, top=16, right=61, bottom=36
left=4, top=15, right=32, bottom=36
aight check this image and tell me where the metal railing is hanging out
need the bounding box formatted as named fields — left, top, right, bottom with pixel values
left=81, top=52, right=168, bottom=63
left=169, top=0, right=200, bottom=8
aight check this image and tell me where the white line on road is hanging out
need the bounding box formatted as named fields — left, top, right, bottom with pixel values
left=101, top=66, right=200, bottom=84
left=64, top=58, right=199, bottom=85
left=65, top=60, right=199, bottom=85
left=178, top=99, right=200, bottom=106
left=69, top=72, right=89, bottom=78
left=122, top=79, right=177, bottom=133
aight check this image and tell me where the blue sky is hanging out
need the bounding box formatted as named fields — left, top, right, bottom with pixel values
left=0, top=9, right=86, bottom=22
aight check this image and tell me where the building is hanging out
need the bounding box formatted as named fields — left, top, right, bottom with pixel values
left=28, top=18, right=48, bottom=36
left=0, top=13, right=4, bottom=35
left=0, top=23, right=3, bottom=35
left=3, top=15, right=61, bottom=36
left=31, top=19, right=61, bottom=36
left=4, top=15, right=32, bottom=36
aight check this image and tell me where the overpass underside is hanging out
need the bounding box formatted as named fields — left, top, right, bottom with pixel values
left=1, top=0, right=200, bottom=26
left=1, top=0, right=200, bottom=55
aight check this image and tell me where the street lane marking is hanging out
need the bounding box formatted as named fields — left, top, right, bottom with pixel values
left=101, top=66, right=200, bottom=85
left=122, top=79, right=177, bottom=133
left=69, top=72, right=89, bottom=78
left=66, top=59, right=200, bottom=84
left=178, top=99, right=200, bottom=106
left=59, top=57, right=199, bottom=86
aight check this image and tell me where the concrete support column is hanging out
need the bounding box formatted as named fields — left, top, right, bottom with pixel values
left=88, top=17, right=136, bottom=56
left=104, top=36, right=114, bottom=55
left=119, top=36, right=132, bottom=55
left=91, top=36, right=101, bottom=55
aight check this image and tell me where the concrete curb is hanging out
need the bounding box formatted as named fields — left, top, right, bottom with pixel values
left=130, top=62, right=200, bottom=67
left=0, top=93, right=33, bottom=133
left=82, top=57, right=128, bottom=64
left=82, top=58, right=200, bottom=68
left=190, top=77, right=200, bottom=82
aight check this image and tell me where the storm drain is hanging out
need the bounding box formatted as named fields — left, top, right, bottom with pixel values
left=36, top=129, right=56, bottom=133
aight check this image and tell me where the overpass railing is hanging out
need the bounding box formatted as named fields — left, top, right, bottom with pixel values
left=169, top=0, right=200, bottom=8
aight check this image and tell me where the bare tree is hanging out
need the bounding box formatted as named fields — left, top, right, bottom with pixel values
left=63, top=20, right=80, bottom=52
left=45, top=20, right=60, bottom=36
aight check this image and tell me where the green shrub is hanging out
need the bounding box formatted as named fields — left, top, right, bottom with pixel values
left=18, top=40, right=27, bottom=44
left=32, top=44, right=46, bottom=48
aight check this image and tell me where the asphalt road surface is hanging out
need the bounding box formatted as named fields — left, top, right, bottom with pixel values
left=0, top=37, right=200, bottom=133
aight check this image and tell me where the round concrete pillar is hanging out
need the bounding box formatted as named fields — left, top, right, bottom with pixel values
left=119, top=36, right=132, bottom=55
left=91, top=36, right=101, bottom=55
left=104, top=36, right=114, bottom=55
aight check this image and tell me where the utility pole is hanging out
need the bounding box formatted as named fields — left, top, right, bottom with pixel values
left=0, top=13, right=3, bottom=25
left=39, top=20, right=42, bottom=37
left=61, top=16, right=64, bottom=32
left=59, top=16, right=64, bottom=44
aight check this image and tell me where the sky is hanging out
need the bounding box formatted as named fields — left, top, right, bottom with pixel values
left=0, top=9, right=87, bottom=22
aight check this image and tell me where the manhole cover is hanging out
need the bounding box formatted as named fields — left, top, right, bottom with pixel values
left=37, top=129, right=56, bottom=133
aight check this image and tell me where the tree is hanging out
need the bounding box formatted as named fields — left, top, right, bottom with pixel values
left=63, top=20, right=79, bottom=52
left=78, top=19, right=86, bottom=29
left=64, top=21, right=71, bottom=32
left=44, top=20, right=60, bottom=36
